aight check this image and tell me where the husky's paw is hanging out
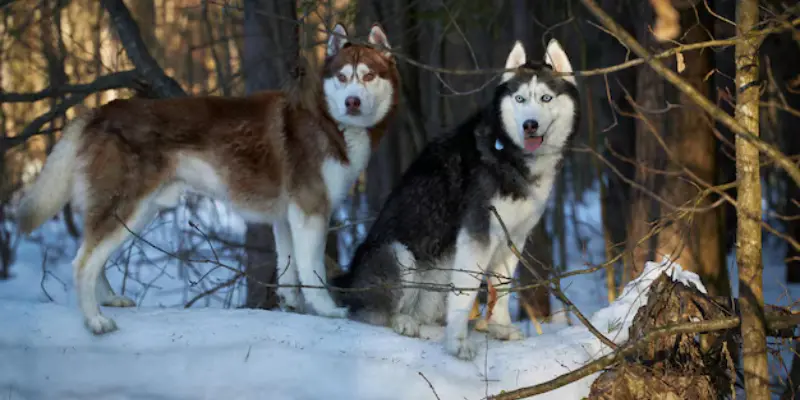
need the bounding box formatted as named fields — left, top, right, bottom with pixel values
left=278, top=289, right=304, bottom=314
left=279, top=301, right=305, bottom=314
left=305, top=292, right=348, bottom=318
left=101, top=295, right=136, bottom=308
left=474, top=318, right=489, bottom=332
left=391, top=314, right=421, bottom=337
left=445, top=335, right=477, bottom=361
left=487, top=322, right=524, bottom=341
left=308, top=301, right=348, bottom=319
left=314, top=306, right=348, bottom=319
left=85, top=315, right=118, bottom=335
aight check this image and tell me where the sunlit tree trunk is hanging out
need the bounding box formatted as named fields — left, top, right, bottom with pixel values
left=625, top=1, right=728, bottom=297
left=624, top=1, right=664, bottom=285
left=735, top=0, right=768, bottom=398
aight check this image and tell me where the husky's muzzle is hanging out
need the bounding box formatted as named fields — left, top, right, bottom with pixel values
left=523, top=119, right=543, bottom=152
left=345, top=95, right=362, bottom=116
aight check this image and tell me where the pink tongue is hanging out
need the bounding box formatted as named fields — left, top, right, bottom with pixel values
left=525, top=136, right=543, bottom=152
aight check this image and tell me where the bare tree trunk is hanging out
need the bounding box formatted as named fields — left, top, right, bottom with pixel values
left=658, top=3, right=726, bottom=296
left=130, top=0, right=158, bottom=60
left=624, top=1, right=665, bottom=284
left=102, top=0, right=185, bottom=98
left=625, top=1, right=728, bottom=296
left=242, top=0, right=297, bottom=309
left=40, top=0, right=79, bottom=238
left=357, top=0, right=427, bottom=215
left=518, top=224, right=553, bottom=321
left=40, top=0, right=67, bottom=153
left=735, top=1, right=768, bottom=398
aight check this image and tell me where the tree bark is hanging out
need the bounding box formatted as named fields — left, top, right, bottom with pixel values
left=357, top=0, right=427, bottom=215
left=734, top=1, right=768, bottom=398
left=518, top=223, right=552, bottom=320
left=624, top=1, right=665, bottom=284
left=659, top=3, right=727, bottom=296
left=241, top=0, right=297, bottom=309
left=101, top=0, right=185, bottom=98
left=625, top=1, right=728, bottom=297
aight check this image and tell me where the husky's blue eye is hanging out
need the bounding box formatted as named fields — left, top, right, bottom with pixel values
left=541, top=94, right=553, bottom=102
left=514, top=95, right=525, bottom=103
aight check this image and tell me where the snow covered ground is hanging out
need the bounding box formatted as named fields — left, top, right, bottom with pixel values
left=0, top=245, right=692, bottom=400
left=1, top=185, right=798, bottom=399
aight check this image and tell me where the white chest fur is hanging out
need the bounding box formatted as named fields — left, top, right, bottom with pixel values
left=488, top=163, right=558, bottom=242
left=321, top=127, right=372, bottom=208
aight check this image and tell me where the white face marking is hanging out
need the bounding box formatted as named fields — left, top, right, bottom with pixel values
left=500, top=77, right=558, bottom=148
left=499, top=37, right=577, bottom=155
left=323, top=62, right=394, bottom=129
left=323, top=25, right=394, bottom=129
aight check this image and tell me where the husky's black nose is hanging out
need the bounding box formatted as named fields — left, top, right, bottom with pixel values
left=523, top=119, right=539, bottom=134
left=345, top=96, right=361, bottom=112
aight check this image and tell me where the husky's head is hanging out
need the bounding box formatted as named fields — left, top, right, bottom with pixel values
left=496, top=39, right=578, bottom=155
left=322, top=24, right=398, bottom=129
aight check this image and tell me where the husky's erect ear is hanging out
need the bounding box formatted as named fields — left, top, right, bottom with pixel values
left=502, top=41, right=526, bottom=83
left=545, top=39, right=576, bottom=86
left=368, top=23, right=392, bottom=58
left=327, top=24, right=349, bottom=57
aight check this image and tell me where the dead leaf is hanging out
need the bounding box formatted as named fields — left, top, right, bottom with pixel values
left=676, top=52, right=686, bottom=73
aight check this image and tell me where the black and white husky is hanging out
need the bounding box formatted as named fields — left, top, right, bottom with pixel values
left=333, top=39, right=580, bottom=360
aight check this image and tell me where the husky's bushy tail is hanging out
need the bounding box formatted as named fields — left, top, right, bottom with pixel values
left=17, top=111, right=90, bottom=234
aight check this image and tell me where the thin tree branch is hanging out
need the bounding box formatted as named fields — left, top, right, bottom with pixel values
left=184, top=272, right=243, bottom=308
left=1, top=94, right=84, bottom=152
left=101, top=0, right=186, bottom=98
left=580, top=0, right=800, bottom=192
left=0, top=70, right=137, bottom=103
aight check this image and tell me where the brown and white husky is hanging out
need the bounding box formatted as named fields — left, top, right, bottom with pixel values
left=16, top=23, right=400, bottom=335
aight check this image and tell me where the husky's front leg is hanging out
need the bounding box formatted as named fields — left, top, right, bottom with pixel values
left=287, top=203, right=348, bottom=318
left=274, top=218, right=303, bottom=313
left=445, top=230, right=498, bottom=360
left=485, top=243, right=525, bottom=341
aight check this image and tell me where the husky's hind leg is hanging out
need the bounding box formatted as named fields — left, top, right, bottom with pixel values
left=76, top=198, right=157, bottom=335
left=274, top=218, right=304, bottom=313
left=287, top=203, right=347, bottom=318
left=96, top=271, right=136, bottom=307
left=390, top=314, right=421, bottom=337
left=444, top=230, right=498, bottom=360
left=390, top=242, right=424, bottom=337
left=484, top=241, right=525, bottom=341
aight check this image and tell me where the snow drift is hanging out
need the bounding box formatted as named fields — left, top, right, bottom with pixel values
left=0, top=257, right=704, bottom=400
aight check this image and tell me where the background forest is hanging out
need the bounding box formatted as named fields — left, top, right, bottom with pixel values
left=1, top=0, right=799, bottom=399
